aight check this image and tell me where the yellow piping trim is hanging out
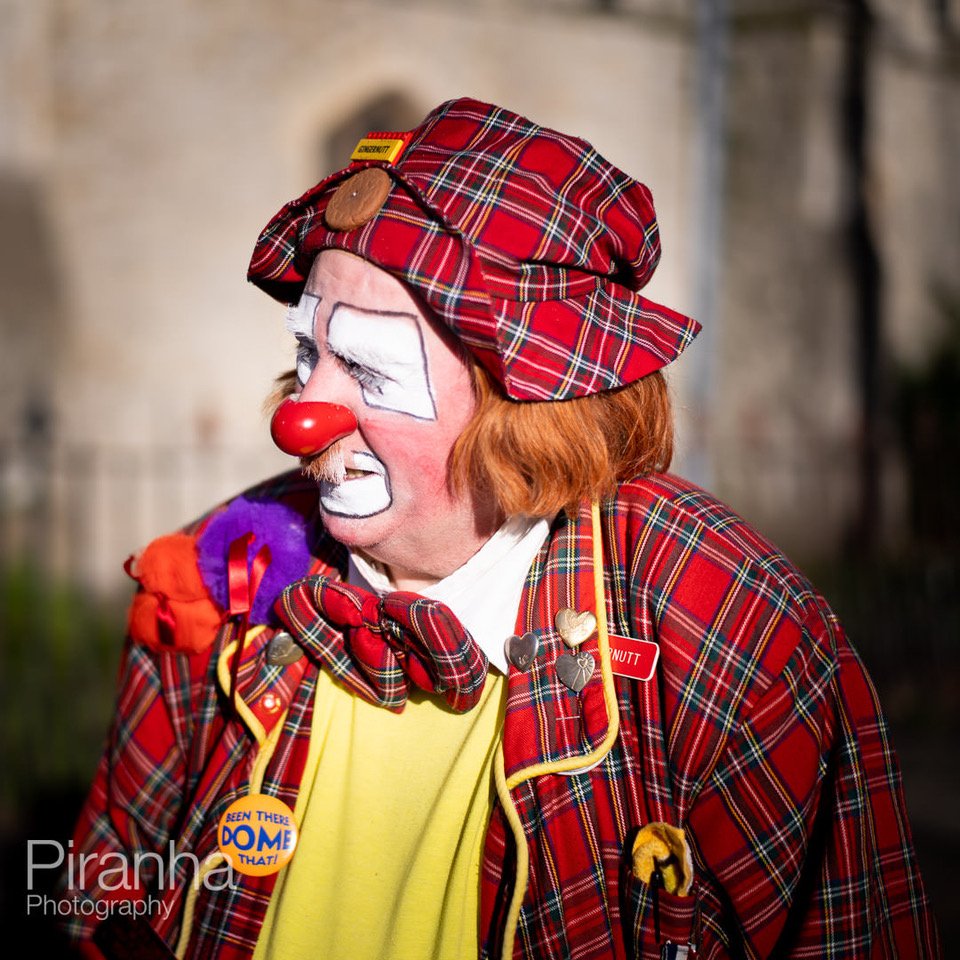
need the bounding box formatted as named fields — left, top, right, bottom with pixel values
left=216, top=625, right=267, bottom=744
left=504, top=501, right=620, bottom=789
left=496, top=501, right=621, bottom=958
left=494, top=746, right=529, bottom=960
left=250, top=707, right=289, bottom=794
left=178, top=625, right=290, bottom=956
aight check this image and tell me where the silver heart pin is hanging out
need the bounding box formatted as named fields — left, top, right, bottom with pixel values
left=555, top=651, right=595, bottom=693
left=505, top=632, right=540, bottom=672
left=266, top=630, right=303, bottom=666
left=555, top=608, right=597, bottom=648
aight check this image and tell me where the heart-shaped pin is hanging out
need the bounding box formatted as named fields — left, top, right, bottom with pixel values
left=555, top=608, right=597, bottom=648
left=555, top=651, right=595, bottom=693
left=266, top=630, right=303, bottom=666
left=505, top=632, right=540, bottom=672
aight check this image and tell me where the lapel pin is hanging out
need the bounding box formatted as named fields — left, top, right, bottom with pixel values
left=556, top=651, right=595, bottom=693
left=505, top=632, right=540, bottom=672
left=555, top=607, right=597, bottom=648
left=266, top=630, right=304, bottom=666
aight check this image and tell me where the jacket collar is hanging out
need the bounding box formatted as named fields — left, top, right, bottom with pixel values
left=218, top=502, right=618, bottom=773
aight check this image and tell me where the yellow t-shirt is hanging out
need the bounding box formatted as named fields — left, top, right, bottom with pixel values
left=253, top=669, right=506, bottom=960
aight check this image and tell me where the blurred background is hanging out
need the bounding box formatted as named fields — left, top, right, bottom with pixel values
left=1, top=0, right=957, bottom=953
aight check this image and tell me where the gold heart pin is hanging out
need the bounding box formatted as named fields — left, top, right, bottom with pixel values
left=555, top=608, right=597, bottom=648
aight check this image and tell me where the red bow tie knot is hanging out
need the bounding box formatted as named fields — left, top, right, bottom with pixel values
left=276, top=576, right=488, bottom=713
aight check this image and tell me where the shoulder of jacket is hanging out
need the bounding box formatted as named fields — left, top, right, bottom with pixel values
left=607, top=472, right=843, bottom=689
left=609, top=472, right=825, bottom=618
left=606, top=476, right=848, bottom=800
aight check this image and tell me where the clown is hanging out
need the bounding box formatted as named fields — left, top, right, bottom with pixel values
left=62, top=99, right=940, bottom=960
left=278, top=249, right=501, bottom=587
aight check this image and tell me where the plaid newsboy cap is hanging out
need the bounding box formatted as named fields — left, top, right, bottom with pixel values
left=247, top=97, right=700, bottom=401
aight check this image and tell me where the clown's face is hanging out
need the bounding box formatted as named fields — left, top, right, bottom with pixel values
left=289, top=249, right=497, bottom=586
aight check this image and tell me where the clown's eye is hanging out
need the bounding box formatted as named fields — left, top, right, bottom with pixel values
left=295, top=337, right=318, bottom=386
left=325, top=304, right=437, bottom=420
left=334, top=354, right=387, bottom=396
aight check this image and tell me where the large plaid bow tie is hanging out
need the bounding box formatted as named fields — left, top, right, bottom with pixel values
left=276, top=575, right=489, bottom=713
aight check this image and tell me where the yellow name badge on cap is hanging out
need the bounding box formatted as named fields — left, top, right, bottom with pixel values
left=218, top=793, right=298, bottom=876
left=350, top=130, right=413, bottom=165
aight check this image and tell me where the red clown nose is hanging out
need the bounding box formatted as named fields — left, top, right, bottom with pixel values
left=270, top=398, right=358, bottom=457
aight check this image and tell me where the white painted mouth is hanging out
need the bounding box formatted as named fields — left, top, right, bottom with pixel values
left=319, top=451, right=391, bottom=517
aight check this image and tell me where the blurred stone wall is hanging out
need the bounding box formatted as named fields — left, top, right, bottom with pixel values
left=1, top=0, right=958, bottom=589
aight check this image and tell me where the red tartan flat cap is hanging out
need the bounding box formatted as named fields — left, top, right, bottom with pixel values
left=247, top=97, right=700, bottom=401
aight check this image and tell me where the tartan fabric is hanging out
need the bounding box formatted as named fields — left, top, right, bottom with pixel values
left=246, top=97, right=700, bottom=401
left=61, top=470, right=940, bottom=959
left=275, top=575, right=489, bottom=713
left=56, top=471, right=335, bottom=958
left=480, top=477, right=942, bottom=958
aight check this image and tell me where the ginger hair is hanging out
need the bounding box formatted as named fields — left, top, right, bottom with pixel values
left=266, top=361, right=673, bottom=518
left=450, top=362, right=673, bottom=517
left=264, top=369, right=299, bottom=416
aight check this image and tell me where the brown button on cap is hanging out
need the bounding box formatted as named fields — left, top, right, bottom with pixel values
left=324, top=168, right=392, bottom=231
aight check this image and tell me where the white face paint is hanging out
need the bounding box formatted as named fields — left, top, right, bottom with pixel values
left=293, top=250, right=488, bottom=576
left=285, top=291, right=321, bottom=388
left=326, top=303, right=437, bottom=421
left=288, top=293, right=438, bottom=519
left=319, top=450, right=391, bottom=517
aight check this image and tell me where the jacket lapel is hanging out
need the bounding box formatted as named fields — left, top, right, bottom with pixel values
left=501, top=503, right=613, bottom=782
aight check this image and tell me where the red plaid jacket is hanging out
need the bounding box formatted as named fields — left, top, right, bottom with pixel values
left=62, top=470, right=940, bottom=959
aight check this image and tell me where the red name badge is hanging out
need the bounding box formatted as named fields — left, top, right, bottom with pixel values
left=607, top=634, right=659, bottom=681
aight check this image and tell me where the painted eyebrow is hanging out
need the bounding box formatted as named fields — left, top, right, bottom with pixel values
left=285, top=292, right=322, bottom=341
left=325, top=302, right=422, bottom=366
left=327, top=301, right=419, bottom=325
left=326, top=300, right=437, bottom=420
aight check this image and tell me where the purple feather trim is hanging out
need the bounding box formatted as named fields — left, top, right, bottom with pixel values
left=196, top=495, right=313, bottom=625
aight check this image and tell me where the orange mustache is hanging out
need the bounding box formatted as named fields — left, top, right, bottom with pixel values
left=300, top=442, right=346, bottom=484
